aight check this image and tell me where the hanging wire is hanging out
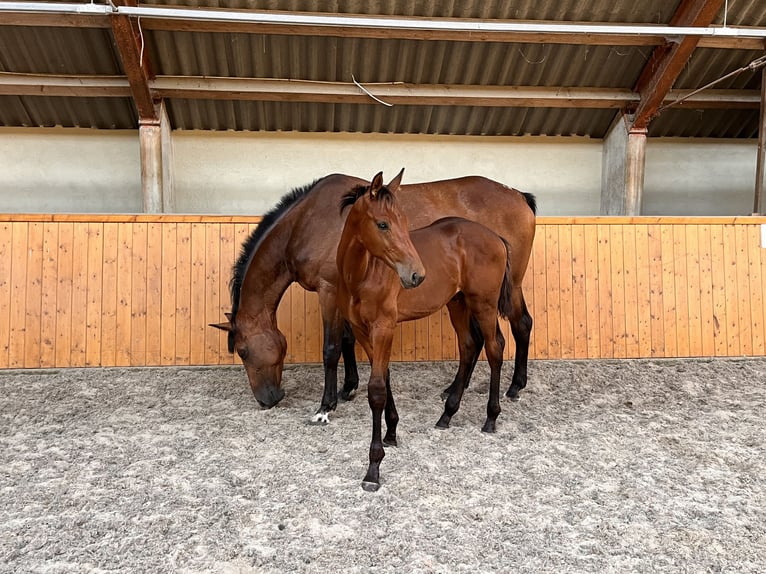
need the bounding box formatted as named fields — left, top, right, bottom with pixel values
left=658, top=54, right=766, bottom=113
left=351, top=74, right=394, bottom=107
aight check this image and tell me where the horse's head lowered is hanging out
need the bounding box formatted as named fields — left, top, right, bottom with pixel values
left=340, top=170, right=426, bottom=289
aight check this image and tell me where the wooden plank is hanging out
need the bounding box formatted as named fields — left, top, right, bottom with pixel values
left=145, top=222, right=163, bottom=365
left=735, top=225, right=753, bottom=356
left=39, top=223, right=59, bottom=368
left=55, top=223, right=74, bottom=367
left=115, top=223, right=133, bottom=366
left=69, top=223, right=89, bottom=366
left=709, top=225, right=728, bottom=356
left=276, top=285, right=292, bottom=362
left=721, top=225, right=740, bottom=356
left=24, top=222, right=44, bottom=368
left=129, top=223, right=148, bottom=366
left=609, top=225, right=627, bottom=359
left=85, top=223, right=104, bottom=367
left=415, top=316, right=429, bottom=361
left=400, top=319, right=416, bottom=361
left=685, top=225, right=703, bottom=357
left=218, top=223, right=237, bottom=363
left=696, top=225, right=716, bottom=357
left=305, top=291, right=322, bottom=363
left=557, top=225, right=574, bottom=359
left=660, top=225, right=678, bottom=357
left=569, top=225, right=588, bottom=359
left=189, top=223, right=207, bottom=365
left=160, top=222, right=178, bottom=365
left=8, top=223, right=28, bottom=367
left=747, top=225, right=765, bottom=356
left=545, top=225, right=561, bottom=358
left=522, top=244, right=536, bottom=358
left=622, top=225, right=640, bottom=358
left=647, top=224, right=665, bottom=357
left=100, top=223, right=119, bottom=367
left=672, top=225, right=690, bottom=357
left=175, top=223, right=192, bottom=365
left=532, top=225, right=549, bottom=359
left=597, top=224, right=614, bottom=358
left=441, top=306, right=457, bottom=361
left=390, top=322, right=403, bottom=362
left=205, top=224, right=222, bottom=365
left=428, top=305, right=443, bottom=361
left=0, top=223, right=12, bottom=367
left=633, top=225, right=652, bottom=358
left=583, top=225, right=601, bottom=358
left=290, top=284, right=307, bottom=364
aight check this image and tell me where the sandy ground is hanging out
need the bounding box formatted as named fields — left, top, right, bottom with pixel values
left=1, top=357, right=765, bottom=573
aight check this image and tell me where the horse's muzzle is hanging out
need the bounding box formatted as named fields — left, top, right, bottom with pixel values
left=254, top=385, right=286, bottom=409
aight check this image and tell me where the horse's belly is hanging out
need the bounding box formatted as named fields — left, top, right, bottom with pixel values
left=396, top=280, right=457, bottom=323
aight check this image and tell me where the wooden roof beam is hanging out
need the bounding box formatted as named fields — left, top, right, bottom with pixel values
left=632, top=0, right=726, bottom=130
left=109, top=0, right=159, bottom=122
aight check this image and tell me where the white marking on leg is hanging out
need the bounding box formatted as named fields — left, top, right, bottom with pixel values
left=310, top=411, right=330, bottom=424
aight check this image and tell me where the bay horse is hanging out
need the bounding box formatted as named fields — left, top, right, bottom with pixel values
left=211, top=171, right=536, bottom=422
left=337, top=172, right=514, bottom=491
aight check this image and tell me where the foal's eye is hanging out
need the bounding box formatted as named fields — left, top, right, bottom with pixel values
left=237, top=347, right=248, bottom=360
left=377, top=221, right=389, bottom=231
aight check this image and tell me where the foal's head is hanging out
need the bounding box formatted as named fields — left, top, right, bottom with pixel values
left=340, top=170, right=425, bottom=289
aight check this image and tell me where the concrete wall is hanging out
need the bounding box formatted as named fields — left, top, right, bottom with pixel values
left=0, top=127, right=759, bottom=216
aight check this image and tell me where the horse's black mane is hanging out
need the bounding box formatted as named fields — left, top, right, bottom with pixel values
left=230, top=177, right=326, bottom=320
left=339, top=184, right=394, bottom=214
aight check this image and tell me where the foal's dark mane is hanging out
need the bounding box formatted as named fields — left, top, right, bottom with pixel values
left=339, top=184, right=395, bottom=213
left=230, top=177, right=327, bottom=319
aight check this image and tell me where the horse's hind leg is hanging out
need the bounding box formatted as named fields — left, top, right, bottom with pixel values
left=441, top=297, right=483, bottom=401
left=506, top=289, right=532, bottom=400
left=340, top=321, right=360, bottom=401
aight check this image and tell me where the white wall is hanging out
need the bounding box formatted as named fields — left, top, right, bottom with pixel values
left=0, top=128, right=141, bottom=213
left=0, top=127, right=759, bottom=216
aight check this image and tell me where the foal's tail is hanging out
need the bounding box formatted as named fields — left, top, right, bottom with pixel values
left=497, top=238, right=514, bottom=322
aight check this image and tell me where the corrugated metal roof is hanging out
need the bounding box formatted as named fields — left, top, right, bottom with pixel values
left=0, top=0, right=764, bottom=137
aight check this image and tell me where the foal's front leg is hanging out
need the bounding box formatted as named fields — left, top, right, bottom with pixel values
left=361, top=324, right=396, bottom=492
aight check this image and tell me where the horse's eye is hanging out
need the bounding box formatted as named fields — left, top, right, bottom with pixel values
left=237, top=347, right=248, bottom=360
left=377, top=221, right=389, bottom=231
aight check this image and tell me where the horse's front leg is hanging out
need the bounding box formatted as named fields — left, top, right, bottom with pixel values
left=340, top=321, right=360, bottom=400
left=311, top=289, right=344, bottom=424
left=362, top=323, right=395, bottom=492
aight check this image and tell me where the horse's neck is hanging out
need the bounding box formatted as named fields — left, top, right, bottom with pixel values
left=239, top=227, right=294, bottom=317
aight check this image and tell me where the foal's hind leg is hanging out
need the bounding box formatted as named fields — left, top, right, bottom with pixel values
left=473, top=314, right=505, bottom=433
left=506, top=290, right=532, bottom=400
left=441, top=297, right=483, bottom=401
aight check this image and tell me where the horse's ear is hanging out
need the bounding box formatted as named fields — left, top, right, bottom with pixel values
left=209, top=321, right=232, bottom=332
left=370, top=171, right=384, bottom=198
left=387, top=168, right=405, bottom=193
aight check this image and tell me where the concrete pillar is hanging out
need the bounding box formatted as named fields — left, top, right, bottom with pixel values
left=754, top=66, right=766, bottom=216
left=139, top=101, right=174, bottom=213
left=601, top=113, right=647, bottom=216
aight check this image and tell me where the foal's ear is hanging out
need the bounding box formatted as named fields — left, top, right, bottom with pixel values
left=209, top=321, right=232, bottom=332
left=369, top=171, right=384, bottom=198
left=387, top=168, right=405, bottom=193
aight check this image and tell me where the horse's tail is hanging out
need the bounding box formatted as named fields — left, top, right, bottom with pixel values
left=522, top=192, right=537, bottom=215
left=497, top=238, right=514, bottom=322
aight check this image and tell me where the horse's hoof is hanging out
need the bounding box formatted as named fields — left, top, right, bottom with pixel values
left=435, top=416, right=450, bottom=429
left=361, top=481, right=380, bottom=492
left=309, top=411, right=330, bottom=425
left=481, top=421, right=497, bottom=433
left=340, top=389, right=356, bottom=402
left=505, top=388, right=521, bottom=401
left=383, top=436, right=398, bottom=447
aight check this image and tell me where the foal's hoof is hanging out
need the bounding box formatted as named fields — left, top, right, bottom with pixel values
left=309, top=411, right=330, bottom=425
left=481, top=420, right=497, bottom=433
left=361, top=481, right=381, bottom=492
left=505, top=386, right=522, bottom=401
left=435, top=414, right=451, bottom=429
left=383, top=436, right=398, bottom=447
left=340, top=389, right=356, bottom=402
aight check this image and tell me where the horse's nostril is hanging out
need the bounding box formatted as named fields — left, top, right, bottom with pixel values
left=412, top=272, right=424, bottom=286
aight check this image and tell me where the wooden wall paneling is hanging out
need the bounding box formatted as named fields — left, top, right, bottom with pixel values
left=216, top=223, right=234, bottom=364
left=189, top=223, right=207, bottom=365
left=647, top=224, right=665, bottom=357
left=721, top=225, right=741, bottom=355
left=414, top=316, right=429, bottom=361
left=99, top=223, right=119, bottom=367
left=545, top=225, right=562, bottom=359
left=521, top=240, right=535, bottom=358
left=441, top=306, right=458, bottom=361
left=204, top=223, right=222, bottom=365
left=305, top=291, right=322, bottom=363
left=622, top=225, right=640, bottom=358
left=633, top=225, right=652, bottom=358
left=290, top=284, right=307, bottom=364
left=583, top=224, right=601, bottom=358
left=400, top=318, right=416, bottom=361
left=673, top=225, right=690, bottom=356
left=114, top=223, right=133, bottom=366
left=748, top=225, right=765, bottom=356
left=696, top=225, right=716, bottom=357
left=69, top=224, right=89, bottom=366
left=660, top=225, right=678, bottom=357
left=175, top=223, right=192, bottom=365
left=145, top=222, right=163, bottom=365
left=55, top=223, right=74, bottom=367
left=160, top=222, right=178, bottom=365
left=532, top=224, right=548, bottom=359
left=428, top=304, right=443, bottom=361
left=735, top=225, right=753, bottom=356
left=129, top=222, right=148, bottom=367
left=8, top=223, right=28, bottom=367
left=609, top=225, right=627, bottom=359
left=685, top=225, right=703, bottom=357
left=85, top=223, right=104, bottom=367
left=709, top=225, right=728, bottom=356
left=557, top=225, right=575, bottom=359
left=597, top=224, right=614, bottom=358
left=0, top=223, right=11, bottom=367
left=569, top=225, right=588, bottom=359
left=276, top=284, right=292, bottom=362
left=24, top=222, right=44, bottom=368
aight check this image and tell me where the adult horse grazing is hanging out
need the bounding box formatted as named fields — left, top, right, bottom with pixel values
left=337, top=172, right=514, bottom=491
left=211, top=171, right=536, bottom=421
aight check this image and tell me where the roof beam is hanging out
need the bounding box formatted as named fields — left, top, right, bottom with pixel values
left=0, top=73, right=759, bottom=110
left=109, top=0, right=159, bottom=122
left=632, top=0, right=726, bottom=130
left=1, top=5, right=764, bottom=50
